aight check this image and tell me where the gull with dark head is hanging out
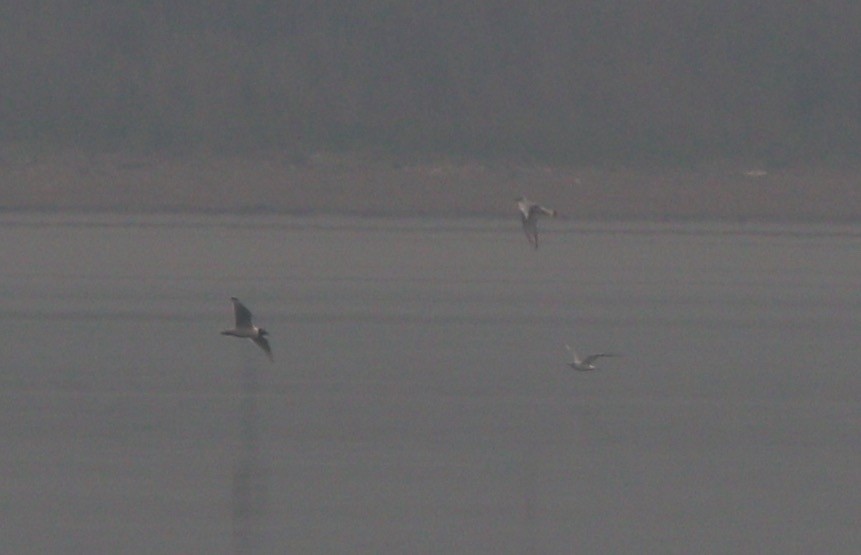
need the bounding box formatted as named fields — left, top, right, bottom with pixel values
left=565, top=343, right=615, bottom=372
left=515, top=196, right=558, bottom=249
left=221, top=297, right=273, bottom=361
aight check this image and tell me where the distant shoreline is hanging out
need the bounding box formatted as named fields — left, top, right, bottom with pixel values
left=1, top=148, right=860, bottom=222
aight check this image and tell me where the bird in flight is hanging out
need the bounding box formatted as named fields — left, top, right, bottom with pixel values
left=221, top=297, right=273, bottom=361
left=515, top=196, right=558, bottom=249
left=565, top=343, right=615, bottom=371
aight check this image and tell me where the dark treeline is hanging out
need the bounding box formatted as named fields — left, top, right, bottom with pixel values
left=2, top=1, right=861, bottom=165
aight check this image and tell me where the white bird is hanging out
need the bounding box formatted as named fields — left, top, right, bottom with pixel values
left=516, top=196, right=558, bottom=249
left=221, top=297, right=273, bottom=361
left=565, top=343, right=614, bottom=371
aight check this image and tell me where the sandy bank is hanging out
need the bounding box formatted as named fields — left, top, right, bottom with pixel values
left=1, top=148, right=860, bottom=221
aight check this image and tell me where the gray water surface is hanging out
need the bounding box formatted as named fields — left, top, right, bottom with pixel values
left=1, top=214, right=860, bottom=554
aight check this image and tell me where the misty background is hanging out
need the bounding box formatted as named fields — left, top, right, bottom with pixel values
left=2, top=2, right=861, bottom=216
left=3, top=4, right=861, bottom=552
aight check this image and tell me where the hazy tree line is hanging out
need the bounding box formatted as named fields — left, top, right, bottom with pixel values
left=2, top=1, right=860, bottom=165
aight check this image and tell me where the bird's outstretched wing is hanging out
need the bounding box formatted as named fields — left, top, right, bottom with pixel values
left=516, top=197, right=531, bottom=219
left=522, top=214, right=539, bottom=249
left=252, top=335, right=273, bottom=361
left=231, top=297, right=254, bottom=329
left=583, top=353, right=614, bottom=366
left=565, top=343, right=579, bottom=364
left=531, top=204, right=557, bottom=218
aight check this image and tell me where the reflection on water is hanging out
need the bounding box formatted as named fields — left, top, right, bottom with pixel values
left=1, top=214, right=861, bottom=553
left=231, top=353, right=266, bottom=555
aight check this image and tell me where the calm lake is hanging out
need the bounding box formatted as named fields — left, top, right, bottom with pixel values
left=1, top=213, right=860, bottom=554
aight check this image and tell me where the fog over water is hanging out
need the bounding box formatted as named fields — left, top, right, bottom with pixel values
left=2, top=214, right=860, bottom=553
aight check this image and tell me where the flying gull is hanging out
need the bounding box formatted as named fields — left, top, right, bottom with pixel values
left=221, top=297, right=273, bottom=361
left=516, top=196, right=558, bottom=249
left=565, top=343, right=614, bottom=372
